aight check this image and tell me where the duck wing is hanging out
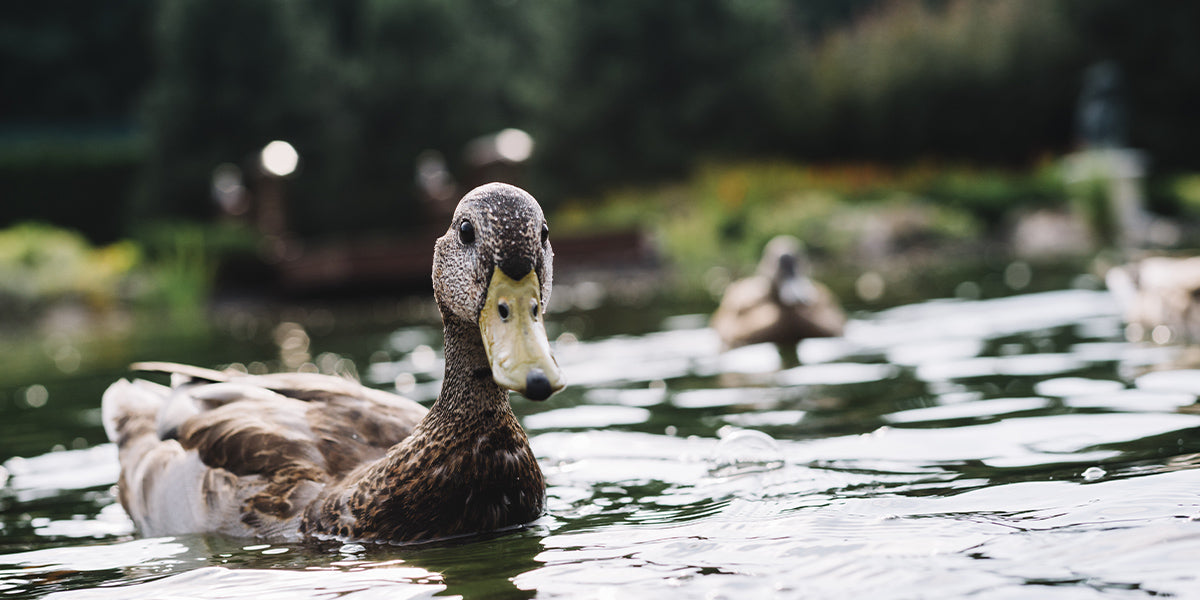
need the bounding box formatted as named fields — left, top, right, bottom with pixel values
left=711, top=276, right=775, bottom=349
left=102, top=364, right=428, bottom=540
left=790, top=281, right=846, bottom=338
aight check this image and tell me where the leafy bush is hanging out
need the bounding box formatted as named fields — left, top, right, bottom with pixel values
left=0, top=222, right=140, bottom=310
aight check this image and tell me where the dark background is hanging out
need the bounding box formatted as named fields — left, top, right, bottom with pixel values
left=2, top=0, right=1195, bottom=243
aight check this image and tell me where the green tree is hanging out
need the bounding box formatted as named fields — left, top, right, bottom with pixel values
left=795, top=1, right=1081, bottom=163
left=345, top=0, right=558, bottom=220
left=533, top=0, right=791, bottom=198
left=0, top=0, right=152, bottom=125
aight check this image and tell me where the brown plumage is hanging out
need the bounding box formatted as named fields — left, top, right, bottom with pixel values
left=102, top=183, right=564, bottom=543
left=711, top=235, right=846, bottom=358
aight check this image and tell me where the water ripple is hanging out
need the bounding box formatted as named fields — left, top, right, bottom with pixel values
left=8, top=289, right=1200, bottom=599
left=45, top=565, right=444, bottom=600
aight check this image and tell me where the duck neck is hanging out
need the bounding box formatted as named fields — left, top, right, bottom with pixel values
left=429, top=315, right=511, bottom=419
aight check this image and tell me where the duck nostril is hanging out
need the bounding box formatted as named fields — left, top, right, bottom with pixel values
left=498, top=301, right=510, bottom=321
left=531, top=300, right=539, bottom=319
left=525, top=368, right=552, bottom=401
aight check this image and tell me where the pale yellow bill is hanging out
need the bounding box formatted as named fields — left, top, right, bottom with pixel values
left=479, top=267, right=564, bottom=400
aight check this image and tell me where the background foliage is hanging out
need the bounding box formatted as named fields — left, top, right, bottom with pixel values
left=1, top=0, right=1198, bottom=242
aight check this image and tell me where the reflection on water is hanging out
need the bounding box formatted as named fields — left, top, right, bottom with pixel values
left=4, top=286, right=1200, bottom=598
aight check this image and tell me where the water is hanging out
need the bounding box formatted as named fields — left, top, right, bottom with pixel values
left=3, top=284, right=1200, bottom=598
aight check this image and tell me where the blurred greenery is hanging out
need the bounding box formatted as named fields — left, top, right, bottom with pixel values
left=554, top=162, right=1026, bottom=284
left=0, top=223, right=140, bottom=314
left=130, top=221, right=259, bottom=321
left=3, top=1, right=1200, bottom=239
left=0, top=136, right=143, bottom=244
left=1176, top=176, right=1200, bottom=216
left=0, top=220, right=261, bottom=333
left=1, top=0, right=1199, bottom=317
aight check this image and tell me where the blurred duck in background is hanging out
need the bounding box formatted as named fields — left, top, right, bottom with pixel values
left=711, top=235, right=846, bottom=363
left=1106, top=255, right=1200, bottom=345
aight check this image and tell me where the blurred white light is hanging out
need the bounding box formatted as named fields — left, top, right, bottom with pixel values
left=495, top=128, right=534, bottom=163
left=1151, top=325, right=1172, bottom=345
left=211, top=163, right=248, bottom=215
left=261, top=140, right=299, bottom=177
left=1004, top=261, right=1032, bottom=290
left=855, top=271, right=886, bottom=302
left=212, top=163, right=242, bottom=195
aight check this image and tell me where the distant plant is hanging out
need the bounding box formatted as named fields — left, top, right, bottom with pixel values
left=131, top=221, right=259, bottom=322
left=0, top=220, right=268, bottom=330
left=0, top=223, right=140, bottom=312
left=1172, top=175, right=1200, bottom=218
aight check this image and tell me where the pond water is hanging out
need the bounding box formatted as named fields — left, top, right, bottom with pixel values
left=3, top=278, right=1200, bottom=598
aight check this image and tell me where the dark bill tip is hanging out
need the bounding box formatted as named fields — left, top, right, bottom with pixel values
left=524, top=368, right=553, bottom=401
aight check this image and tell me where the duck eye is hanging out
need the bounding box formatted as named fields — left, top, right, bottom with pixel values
left=459, top=220, right=475, bottom=245
left=540, top=223, right=549, bottom=245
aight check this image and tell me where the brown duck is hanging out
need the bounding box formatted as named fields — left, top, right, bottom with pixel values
left=101, top=183, right=565, bottom=543
left=711, top=235, right=845, bottom=360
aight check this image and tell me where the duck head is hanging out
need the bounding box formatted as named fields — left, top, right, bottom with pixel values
left=758, top=235, right=819, bottom=307
left=433, top=183, right=564, bottom=401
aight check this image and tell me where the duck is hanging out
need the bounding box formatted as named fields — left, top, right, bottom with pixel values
left=1105, top=255, right=1200, bottom=344
left=101, top=182, right=565, bottom=544
left=711, top=235, right=846, bottom=361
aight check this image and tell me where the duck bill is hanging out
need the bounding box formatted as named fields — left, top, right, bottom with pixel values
left=479, top=267, right=564, bottom=401
left=777, top=274, right=819, bottom=307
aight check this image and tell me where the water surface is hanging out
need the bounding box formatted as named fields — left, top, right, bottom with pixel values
left=3, top=286, right=1200, bottom=598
